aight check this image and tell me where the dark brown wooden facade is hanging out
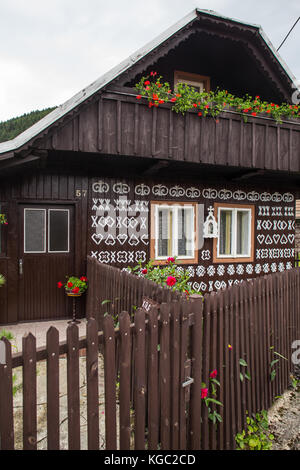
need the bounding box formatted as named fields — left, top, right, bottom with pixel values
left=0, top=9, right=299, bottom=324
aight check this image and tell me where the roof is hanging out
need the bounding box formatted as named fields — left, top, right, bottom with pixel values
left=0, top=8, right=299, bottom=159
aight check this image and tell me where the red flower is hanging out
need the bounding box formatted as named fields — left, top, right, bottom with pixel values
left=170, top=97, right=176, bottom=102
left=210, top=369, right=218, bottom=379
left=167, top=257, right=175, bottom=263
left=255, top=95, right=260, bottom=99
left=166, top=276, right=176, bottom=287
left=152, top=93, right=159, bottom=101
left=144, top=80, right=150, bottom=85
left=67, top=282, right=73, bottom=288
left=150, top=71, right=157, bottom=76
left=57, top=282, right=63, bottom=288
left=72, top=287, right=80, bottom=294
left=142, top=269, right=147, bottom=274
left=193, top=103, right=197, bottom=108
left=204, top=104, right=209, bottom=109
left=136, top=95, right=142, bottom=100
left=80, top=276, right=87, bottom=282
left=158, top=99, right=164, bottom=104
left=251, top=112, right=257, bottom=116
left=198, top=112, right=202, bottom=116
left=201, top=388, right=208, bottom=399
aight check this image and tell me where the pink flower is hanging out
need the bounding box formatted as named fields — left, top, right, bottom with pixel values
left=201, top=388, right=208, bottom=399
left=210, top=369, right=217, bottom=379
left=167, top=257, right=175, bottom=263
left=166, top=276, right=176, bottom=287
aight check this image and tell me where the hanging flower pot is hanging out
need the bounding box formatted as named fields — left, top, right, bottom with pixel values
left=57, top=276, right=88, bottom=296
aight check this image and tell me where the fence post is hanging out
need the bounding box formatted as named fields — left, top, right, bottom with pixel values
left=0, top=337, right=14, bottom=450
left=189, top=297, right=203, bottom=450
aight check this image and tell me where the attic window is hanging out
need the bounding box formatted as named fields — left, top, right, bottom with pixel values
left=174, top=70, right=210, bottom=93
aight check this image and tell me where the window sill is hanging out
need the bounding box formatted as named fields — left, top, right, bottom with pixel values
left=152, top=257, right=198, bottom=266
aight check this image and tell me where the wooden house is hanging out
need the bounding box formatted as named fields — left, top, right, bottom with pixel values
left=0, top=9, right=299, bottom=324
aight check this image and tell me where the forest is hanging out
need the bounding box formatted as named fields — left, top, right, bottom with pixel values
left=0, top=108, right=55, bottom=143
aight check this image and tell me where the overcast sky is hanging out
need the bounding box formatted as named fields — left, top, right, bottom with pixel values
left=0, top=0, right=299, bottom=122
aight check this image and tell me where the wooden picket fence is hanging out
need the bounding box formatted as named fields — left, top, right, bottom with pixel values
left=0, top=265, right=299, bottom=450
left=85, top=256, right=181, bottom=328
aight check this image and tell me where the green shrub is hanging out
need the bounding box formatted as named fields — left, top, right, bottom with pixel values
left=235, top=410, right=274, bottom=450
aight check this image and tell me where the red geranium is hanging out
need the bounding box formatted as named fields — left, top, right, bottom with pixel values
left=210, top=369, right=218, bottom=379
left=142, top=269, right=147, bottom=274
left=67, top=282, right=73, bottom=288
left=166, top=276, right=176, bottom=287
left=167, top=257, right=175, bottom=263
left=80, top=276, right=87, bottom=282
left=57, top=282, right=63, bottom=288
left=72, top=287, right=80, bottom=294
left=201, top=388, right=208, bottom=399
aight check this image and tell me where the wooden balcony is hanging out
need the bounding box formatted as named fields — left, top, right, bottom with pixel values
left=45, top=87, right=300, bottom=173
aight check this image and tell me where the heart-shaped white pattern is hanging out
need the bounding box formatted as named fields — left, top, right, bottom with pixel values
left=91, top=233, right=104, bottom=245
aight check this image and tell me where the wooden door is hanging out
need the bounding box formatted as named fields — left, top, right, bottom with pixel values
left=18, top=204, right=75, bottom=322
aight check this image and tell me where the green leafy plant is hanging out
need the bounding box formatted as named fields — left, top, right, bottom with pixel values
left=128, top=257, right=199, bottom=296
left=239, top=358, right=251, bottom=382
left=235, top=410, right=274, bottom=450
left=135, top=73, right=300, bottom=124
left=102, top=298, right=121, bottom=327
left=0, top=213, right=7, bottom=225
left=57, top=275, right=88, bottom=294
left=0, top=274, right=5, bottom=287
left=201, top=369, right=223, bottom=425
left=269, top=347, right=288, bottom=382
left=290, top=374, right=300, bottom=390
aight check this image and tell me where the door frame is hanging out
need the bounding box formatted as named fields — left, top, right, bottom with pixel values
left=17, top=200, right=78, bottom=322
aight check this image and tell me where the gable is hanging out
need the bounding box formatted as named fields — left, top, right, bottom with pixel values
left=0, top=8, right=298, bottom=162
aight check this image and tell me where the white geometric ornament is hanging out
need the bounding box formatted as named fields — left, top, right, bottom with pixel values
left=203, top=206, right=218, bottom=239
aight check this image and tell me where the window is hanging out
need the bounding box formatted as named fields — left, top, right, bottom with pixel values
left=174, top=70, right=210, bottom=93
left=213, top=203, right=254, bottom=263
left=24, top=208, right=70, bottom=254
left=150, top=202, right=198, bottom=264
left=48, top=209, right=70, bottom=253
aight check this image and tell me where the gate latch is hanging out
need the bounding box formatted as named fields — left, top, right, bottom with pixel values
left=182, top=377, right=194, bottom=388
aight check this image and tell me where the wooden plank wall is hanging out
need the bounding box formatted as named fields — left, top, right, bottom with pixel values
left=46, top=91, right=300, bottom=173
left=0, top=173, right=88, bottom=324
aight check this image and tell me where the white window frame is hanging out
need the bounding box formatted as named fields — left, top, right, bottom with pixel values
left=154, top=203, right=195, bottom=261
left=24, top=208, right=46, bottom=254
left=48, top=209, right=70, bottom=253
left=217, top=206, right=252, bottom=259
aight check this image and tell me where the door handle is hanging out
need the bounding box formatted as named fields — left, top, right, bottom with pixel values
left=19, top=259, right=23, bottom=276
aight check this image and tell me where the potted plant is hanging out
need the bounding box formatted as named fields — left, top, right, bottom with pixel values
left=0, top=214, right=7, bottom=225
left=0, top=274, right=5, bottom=288
left=57, top=275, right=88, bottom=297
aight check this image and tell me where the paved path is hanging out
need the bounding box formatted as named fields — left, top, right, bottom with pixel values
left=0, top=318, right=88, bottom=351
